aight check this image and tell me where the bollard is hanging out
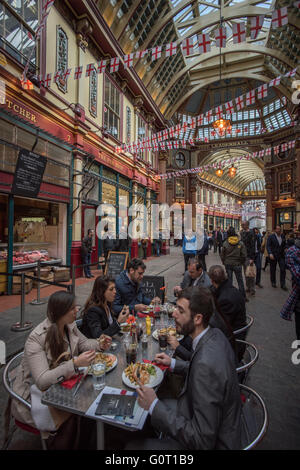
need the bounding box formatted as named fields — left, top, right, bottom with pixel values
left=11, top=273, right=33, bottom=332
left=30, top=260, right=46, bottom=305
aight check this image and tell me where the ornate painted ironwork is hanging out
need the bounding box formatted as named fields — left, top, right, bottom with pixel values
left=56, top=26, right=68, bottom=93
left=89, top=67, right=98, bottom=117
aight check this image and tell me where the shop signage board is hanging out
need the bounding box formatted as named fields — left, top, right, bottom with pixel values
left=141, top=275, right=165, bottom=303
left=11, top=149, right=47, bottom=198
left=104, top=251, right=129, bottom=278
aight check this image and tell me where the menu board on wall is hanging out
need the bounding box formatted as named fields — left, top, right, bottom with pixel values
left=11, top=149, right=47, bottom=198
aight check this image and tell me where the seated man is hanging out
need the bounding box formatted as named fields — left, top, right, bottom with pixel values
left=129, top=287, right=243, bottom=450
left=113, top=258, right=160, bottom=314
left=174, top=258, right=211, bottom=297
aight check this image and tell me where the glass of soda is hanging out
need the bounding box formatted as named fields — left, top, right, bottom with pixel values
left=125, top=343, right=138, bottom=365
left=158, top=327, right=168, bottom=351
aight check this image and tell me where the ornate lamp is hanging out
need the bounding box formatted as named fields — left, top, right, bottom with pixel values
left=228, top=166, right=237, bottom=178
left=215, top=168, right=224, bottom=177
left=212, top=118, right=231, bottom=136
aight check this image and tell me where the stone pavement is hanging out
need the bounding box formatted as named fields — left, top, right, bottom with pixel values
left=1, top=246, right=300, bottom=450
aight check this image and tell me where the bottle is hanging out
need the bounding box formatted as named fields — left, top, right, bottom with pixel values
left=146, top=316, right=151, bottom=336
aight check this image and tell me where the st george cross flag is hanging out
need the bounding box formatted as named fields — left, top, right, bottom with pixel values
left=96, top=60, right=106, bottom=74
left=167, top=141, right=173, bottom=150
left=173, top=141, right=180, bottom=149
left=266, top=148, right=272, bottom=156
left=169, top=127, right=176, bottom=138
left=259, top=150, right=265, bottom=158
left=281, top=143, right=288, bottom=152
left=110, top=57, right=120, bottom=73
left=152, top=46, right=162, bottom=61
left=215, top=27, right=226, bottom=48
left=225, top=101, right=234, bottom=114
left=197, top=114, right=204, bottom=126
left=181, top=38, right=194, bottom=56
left=257, top=84, right=268, bottom=100
left=190, top=117, right=197, bottom=129
left=289, top=140, right=295, bottom=149
left=41, top=73, right=52, bottom=88
left=62, top=68, right=71, bottom=81
left=157, top=131, right=163, bottom=142
left=250, top=16, right=264, bottom=40
left=135, top=50, right=148, bottom=59
left=285, top=68, right=297, bottom=78
left=215, top=106, right=223, bottom=119
left=272, top=7, right=288, bottom=29
left=235, top=95, right=244, bottom=110
left=182, top=121, right=189, bottom=132
left=165, top=42, right=177, bottom=57
left=205, top=109, right=213, bottom=121
left=160, top=142, right=166, bottom=151
left=274, top=145, right=280, bottom=155
left=246, top=90, right=255, bottom=106
left=232, top=22, right=246, bottom=44
left=163, top=129, right=169, bottom=140
left=175, top=124, right=181, bottom=135
left=124, top=53, right=134, bottom=69
left=269, top=76, right=281, bottom=87
left=198, top=34, right=211, bottom=54
left=86, top=63, right=95, bottom=77
left=74, top=66, right=83, bottom=80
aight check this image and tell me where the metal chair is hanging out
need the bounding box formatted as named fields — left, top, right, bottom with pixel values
left=233, top=314, right=254, bottom=337
left=240, top=384, right=268, bottom=450
left=3, top=351, right=47, bottom=450
left=235, top=339, right=259, bottom=384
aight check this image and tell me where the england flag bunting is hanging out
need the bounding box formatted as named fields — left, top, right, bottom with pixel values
left=169, top=127, right=176, bottom=138
left=232, top=22, right=246, bottom=44
left=165, top=42, right=177, bottom=57
left=257, top=84, right=268, bottom=100
left=246, top=90, right=255, bottom=106
left=189, top=139, right=194, bottom=146
left=198, top=34, right=211, bottom=54
left=152, top=46, right=162, bottom=61
left=190, top=118, right=197, bottom=129
left=181, top=38, right=194, bottom=56
left=163, top=129, right=169, bottom=140
left=274, top=145, right=280, bottom=155
left=110, top=57, right=120, bottom=73
left=235, top=95, right=244, bottom=110
left=289, top=140, right=295, bottom=149
left=285, top=68, right=297, bottom=77
left=160, top=142, right=166, bottom=150
left=167, top=141, right=173, bottom=150
left=157, top=132, right=163, bottom=142
left=41, top=73, right=52, bottom=88
left=250, top=16, right=264, bottom=39
left=269, top=76, right=281, bottom=87
left=259, top=150, right=265, bottom=158
left=124, top=53, right=134, bottom=69
left=173, top=141, right=180, bottom=149
left=272, top=7, right=288, bottom=28
left=86, top=63, right=95, bottom=77
left=215, top=106, right=223, bottom=119
left=266, top=148, right=272, bottom=156
left=281, top=143, right=288, bottom=152
left=97, top=60, right=107, bottom=74
left=181, top=141, right=187, bottom=148
left=205, top=110, right=213, bottom=121
left=62, top=68, right=71, bottom=81
left=225, top=101, right=234, bottom=114
left=175, top=124, right=181, bottom=135
left=74, top=66, right=83, bottom=79
left=197, top=114, right=204, bottom=126
left=215, top=27, right=227, bottom=48
left=182, top=121, right=189, bottom=132
left=135, top=50, right=148, bottom=59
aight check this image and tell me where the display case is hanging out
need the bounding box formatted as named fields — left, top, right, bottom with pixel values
left=0, top=242, right=62, bottom=270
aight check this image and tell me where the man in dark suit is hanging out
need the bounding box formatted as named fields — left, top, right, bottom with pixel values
left=213, top=226, right=223, bottom=254
left=267, top=225, right=287, bottom=290
left=131, top=287, right=243, bottom=450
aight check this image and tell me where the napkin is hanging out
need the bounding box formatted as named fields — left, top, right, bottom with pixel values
left=137, top=311, right=155, bottom=319
left=60, top=373, right=83, bottom=389
left=143, top=359, right=170, bottom=371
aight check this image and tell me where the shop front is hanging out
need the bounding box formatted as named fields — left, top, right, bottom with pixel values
left=275, top=206, right=296, bottom=232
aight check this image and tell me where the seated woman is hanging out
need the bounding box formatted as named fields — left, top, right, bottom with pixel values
left=81, top=276, right=129, bottom=339
left=9, top=290, right=111, bottom=449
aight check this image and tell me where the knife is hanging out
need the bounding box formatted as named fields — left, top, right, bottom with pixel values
left=73, top=368, right=89, bottom=397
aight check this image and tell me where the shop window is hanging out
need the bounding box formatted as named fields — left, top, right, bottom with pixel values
left=102, top=167, right=117, bottom=181
left=137, top=115, right=146, bottom=160
left=203, top=188, right=207, bottom=204
left=0, top=1, right=38, bottom=66
left=175, top=179, right=185, bottom=198
left=44, top=160, right=69, bottom=188
left=104, top=78, right=120, bottom=140
left=119, top=175, right=130, bottom=188
left=102, top=181, right=116, bottom=205
left=89, top=68, right=97, bottom=118
left=56, top=26, right=68, bottom=93
left=82, top=174, right=99, bottom=202
left=279, top=171, right=291, bottom=194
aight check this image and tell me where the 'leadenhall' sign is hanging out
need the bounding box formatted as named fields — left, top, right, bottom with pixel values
left=12, top=149, right=47, bottom=198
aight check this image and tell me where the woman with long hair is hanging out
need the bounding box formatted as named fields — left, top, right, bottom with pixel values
left=9, top=290, right=111, bottom=449
left=81, top=276, right=129, bottom=339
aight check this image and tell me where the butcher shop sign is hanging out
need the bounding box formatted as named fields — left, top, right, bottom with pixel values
left=12, top=149, right=47, bottom=198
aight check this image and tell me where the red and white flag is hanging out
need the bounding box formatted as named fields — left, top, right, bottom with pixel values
left=157, top=131, right=163, bottom=142
left=110, top=57, right=120, bottom=73
left=86, top=63, right=95, bottom=77
left=181, top=38, right=194, bottom=56
left=232, top=22, right=246, bottom=44
left=215, top=27, right=226, bottom=48
left=96, top=60, right=106, bottom=74
left=169, top=127, right=176, bottom=138
left=189, top=139, right=194, bottom=146
left=215, top=105, right=223, bottom=119
left=197, top=114, right=204, bottom=126
left=190, top=117, right=197, bottom=129
left=272, top=7, right=288, bottom=29
left=163, top=129, right=169, bottom=140
left=266, top=148, right=272, bottom=156
left=205, top=109, right=213, bottom=121
left=273, top=145, right=280, bottom=155
left=175, top=124, right=181, bottom=135
left=198, top=34, right=211, bottom=54
left=235, top=95, right=244, bottom=110
left=160, top=142, right=166, bottom=151
left=124, top=53, right=134, bottom=69
left=53, top=70, right=61, bottom=84
left=289, top=140, right=295, bottom=149
left=152, top=46, right=162, bottom=61
left=165, top=42, right=177, bottom=57
left=269, top=76, right=281, bottom=87
left=41, top=73, right=52, bottom=88
left=62, top=68, right=71, bottom=81
left=167, top=141, right=173, bottom=150
left=246, top=90, right=255, bottom=106
left=257, top=84, right=268, bottom=100
left=173, top=141, right=180, bottom=149
left=250, top=16, right=264, bottom=40
left=225, top=101, right=234, bottom=114
left=74, top=66, right=83, bottom=80
left=182, top=121, right=189, bottom=132
left=135, top=50, right=148, bottom=59
left=285, top=68, right=297, bottom=78
left=181, top=141, right=187, bottom=148
left=281, top=143, right=288, bottom=152
left=294, top=1, right=300, bottom=8
left=259, top=150, right=265, bottom=158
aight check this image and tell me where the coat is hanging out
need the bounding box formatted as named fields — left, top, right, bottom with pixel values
left=113, top=270, right=151, bottom=314
left=212, top=279, right=247, bottom=332
left=221, top=236, right=247, bottom=266
left=81, top=305, right=120, bottom=339
left=267, top=232, right=286, bottom=260
left=180, top=270, right=212, bottom=290
left=151, top=327, right=243, bottom=449
left=11, top=318, right=100, bottom=433
left=81, top=235, right=92, bottom=257
left=240, top=230, right=255, bottom=260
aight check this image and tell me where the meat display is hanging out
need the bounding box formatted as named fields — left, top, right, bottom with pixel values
left=0, top=250, right=52, bottom=265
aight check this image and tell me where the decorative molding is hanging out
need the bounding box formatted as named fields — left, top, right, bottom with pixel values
left=56, top=26, right=68, bottom=94
left=89, top=68, right=97, bottom=118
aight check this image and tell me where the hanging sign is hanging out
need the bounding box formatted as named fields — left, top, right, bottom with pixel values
left=11, top=149, right=47, bottom=198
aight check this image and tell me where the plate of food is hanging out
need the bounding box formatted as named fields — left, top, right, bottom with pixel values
left=79, top=352, right=118, bottom=375
left=122, top=362, right=164, bottom=389
left=152, top=327, right=183, bottom=341
left=120, top=322, right=132, bottom=333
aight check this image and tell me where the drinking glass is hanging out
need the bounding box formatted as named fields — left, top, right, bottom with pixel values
left=92, top=362, right=106, bottom=391
left=158, top=326, right=168, bottom=351
left=125, top=342, right=138, bottom=365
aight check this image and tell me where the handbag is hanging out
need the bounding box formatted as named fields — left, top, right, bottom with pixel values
left=30, top=384, right=57, bottom=432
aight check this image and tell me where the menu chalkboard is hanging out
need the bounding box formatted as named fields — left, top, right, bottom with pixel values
left=104, top=251, right=129, bottom=278
left=141, top=276, right=165, bottom=303
left=12, top=149, right=47, bottom=198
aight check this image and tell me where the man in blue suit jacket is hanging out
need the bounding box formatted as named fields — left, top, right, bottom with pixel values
left=267, top=225, right=287, bottom=290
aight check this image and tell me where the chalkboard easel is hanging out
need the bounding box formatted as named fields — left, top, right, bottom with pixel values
left=104, top=251, right=129, bottom=278
left=141, top=275, right=165, bottom=303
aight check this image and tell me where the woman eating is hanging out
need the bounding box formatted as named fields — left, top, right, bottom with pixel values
left=81, top=276, right=129, bottom=339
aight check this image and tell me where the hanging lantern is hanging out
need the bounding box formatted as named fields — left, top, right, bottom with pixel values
left=228, top=165, right=237, bottom=178
left=212, top=118, right=231, bottom=136
left=215, top=168, right=223, bottom=177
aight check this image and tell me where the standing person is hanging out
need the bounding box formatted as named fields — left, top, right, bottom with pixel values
left=267, top=225, right=287, bottom=290
left=196, top=232, right=209, bottom=271
left=81, top=229, right=94, bottom=279
left=141, top=238, right=148, bottom=260
left=155, top=232, right=162, bottom=257
left=182, top=231, right=197, bottom=273
left=261, top=231, right=270, bottom=271
left=208, top=225, right=214, bottom=251
left=240, top=221, right=255, bottom=296
left=102, top=224, right=115, bottom=261
left=254, top=228, right=263, bottom=289
left=221, top=227, right=247, bottom=300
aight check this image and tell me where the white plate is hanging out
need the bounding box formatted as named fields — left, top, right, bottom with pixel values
left=122, top=363, right=164, bottom=389
left=152, top=329, right=183, bottom=341
left=78, top=353, right=118, bottom=375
